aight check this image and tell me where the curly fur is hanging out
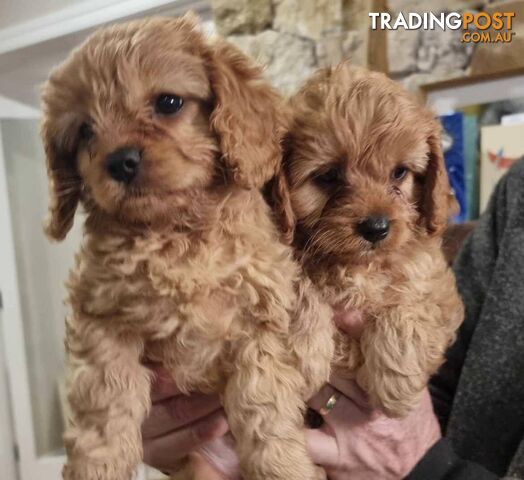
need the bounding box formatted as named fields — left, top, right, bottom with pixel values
left=271, top=63, right=464, bottom=417
left=41, top=15, right=334, bottom=480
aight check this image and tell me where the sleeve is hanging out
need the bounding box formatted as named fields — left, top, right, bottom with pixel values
left=408, top=165, right=520, bottom=480
left=406, top=439, right=499, bottom=480
left=429, top=173, right=510, bottom=432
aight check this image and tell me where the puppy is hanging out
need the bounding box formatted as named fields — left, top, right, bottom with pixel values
left=41, top=16, right=333, bottom=480
left=272, top=63, right=464, bottom=417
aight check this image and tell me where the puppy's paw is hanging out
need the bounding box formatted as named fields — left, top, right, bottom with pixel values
left=356, top=368, right=425, bottom=418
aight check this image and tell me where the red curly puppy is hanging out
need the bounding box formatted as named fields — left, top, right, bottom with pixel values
left=273, top=63, right=464, bottom=417
left=41, top=16, right=333, bottom=480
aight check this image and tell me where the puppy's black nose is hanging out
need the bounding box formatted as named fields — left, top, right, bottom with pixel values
left=105, top=147, right=141, bottom=183
left=357, top=215, right=390, bottom=243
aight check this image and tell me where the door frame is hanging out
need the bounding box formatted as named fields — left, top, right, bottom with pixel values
left=0, top=115, right=48, bottom=478
left=0, top=307, right=18, bottom=480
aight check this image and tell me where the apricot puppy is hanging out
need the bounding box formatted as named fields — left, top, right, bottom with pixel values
left=273, top=63, right=464, bottom=417
left=42, top=16, right=333, bottom=480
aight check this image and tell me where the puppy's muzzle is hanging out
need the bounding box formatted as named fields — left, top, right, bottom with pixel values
left=106, top=147, right=141, bottom=183
left=357, top=215, right=390, bottom=243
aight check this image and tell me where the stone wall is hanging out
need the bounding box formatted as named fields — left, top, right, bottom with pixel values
left=210, top=0, right=513, bottom=94
left=210, top=0, right=380, bottom=94
left=387, top=0, right=486, bottom=90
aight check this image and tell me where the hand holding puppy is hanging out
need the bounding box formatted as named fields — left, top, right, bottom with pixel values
left=143, top=309, right=441, bottom=480
left=142, top=365, right=239, bottom=479
left=306, top=308, right=442, bottom=480
left=141, top=365, right=227, bottom=474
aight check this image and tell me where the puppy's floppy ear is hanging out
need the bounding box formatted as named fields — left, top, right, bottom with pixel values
left=208, top=40, right=286, bottom=189
left=266, top=141, right=296, bottom=245
left=419, top=131, right=451, bottom=236
left=41, top=114, right=81, bottom=241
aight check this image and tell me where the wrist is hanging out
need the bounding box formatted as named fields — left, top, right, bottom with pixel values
left=402, top=409, right=442, bottom=476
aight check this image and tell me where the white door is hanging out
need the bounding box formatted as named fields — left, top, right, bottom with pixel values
left=0, top=118, right=71, bottom=479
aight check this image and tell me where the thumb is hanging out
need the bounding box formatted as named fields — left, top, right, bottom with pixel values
left=199, top=434, right=241, bottom=480
left=305, top=429, right=339, bottom=467
left=189, top=451, right=231, bottom=480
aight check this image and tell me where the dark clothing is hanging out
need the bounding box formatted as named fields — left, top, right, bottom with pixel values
left=408, top=159, right=524, bottom=480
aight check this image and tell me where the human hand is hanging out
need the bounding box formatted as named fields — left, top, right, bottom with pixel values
left=332, top=306, right=365, bottom=338
left=307, top=308, right=441, bottom=479
left=198, top=434, right=241, bottom=480
left=308, top=379, right=441, bottom=479
left=141, top=365, right=229, bottom=474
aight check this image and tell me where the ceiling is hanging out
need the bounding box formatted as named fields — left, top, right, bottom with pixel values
left=0, top=0, right=103, bottom=29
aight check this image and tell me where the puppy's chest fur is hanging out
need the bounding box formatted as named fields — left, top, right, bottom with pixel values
left=305, top=240, right=457, bottom=372
left=308, top=242, right=444, bottom=310
left=67, top=194, right=299, bottom=392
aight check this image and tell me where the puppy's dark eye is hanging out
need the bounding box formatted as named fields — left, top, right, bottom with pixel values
left=392, top=166, right=408, bottom=181
left=155, top=94, right=184, bottom=115
left=315, top=168, right=341, bottom=185
left=79, top=122, right=94, bottom=141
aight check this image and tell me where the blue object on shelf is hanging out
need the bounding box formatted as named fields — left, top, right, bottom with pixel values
left=440, top=113, right=467, bottom=223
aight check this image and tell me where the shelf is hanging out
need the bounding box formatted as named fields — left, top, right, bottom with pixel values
left=421, top=66, right=524, bottom=94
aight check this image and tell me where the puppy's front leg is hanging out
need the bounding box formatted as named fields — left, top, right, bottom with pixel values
left=357, top=301, right=457, bottom=418
left=63, top=316, right=151, bottom=480
left=288, top=279, right=334, bottom=400
left=224, top=331, right=324, bottom=480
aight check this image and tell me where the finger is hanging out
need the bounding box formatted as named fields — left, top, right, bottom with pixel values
left=142, top=393, right=222, bottom=439
left=328, top=375, right=370, bottom=411
left=199, top=434, right=241, bottom=480
left=328, top=390, right=383, bottom=427
left=305, top=429, right=339, bottom=467
left=308, top=384, right=342, bottom=416
left=310, top=385, right=375, bottom=427
left=190, top=451, right=231, bottom=480
left=333, top=308, right=365, bottom=339
left=143, top=409, right=229, bottom=470
left=150, top=367, right=181, bottom=402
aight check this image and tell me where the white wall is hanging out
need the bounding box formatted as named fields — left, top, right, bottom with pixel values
left=0, top=95, right=40, bottom=118
left=2, top=118, right=82, bottom=455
